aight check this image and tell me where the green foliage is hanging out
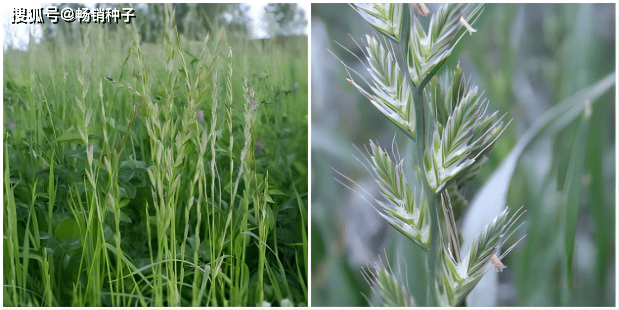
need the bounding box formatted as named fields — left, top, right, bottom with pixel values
left=3, top=4, right=307, bottom=307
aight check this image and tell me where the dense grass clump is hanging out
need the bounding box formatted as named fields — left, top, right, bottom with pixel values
left=3, top=5, right=307, bottom=307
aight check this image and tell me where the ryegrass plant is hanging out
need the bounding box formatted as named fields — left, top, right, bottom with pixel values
left=336, top=3, right=527, bottom=306
left=3, top=4, right=307, bottom=307
left=312, top=3, right=614, bottom=306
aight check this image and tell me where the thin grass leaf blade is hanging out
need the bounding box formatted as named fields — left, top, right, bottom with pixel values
left=461, top=72, right=615, bottom=306
left=562, top=109, right=591, bottom=304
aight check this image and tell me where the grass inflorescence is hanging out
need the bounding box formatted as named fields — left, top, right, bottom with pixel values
left=3, top=4, right=307, bottom=307
left=336, top=3, right=528, bottom=307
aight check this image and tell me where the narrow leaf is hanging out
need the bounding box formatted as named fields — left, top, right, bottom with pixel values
left=461, top=72, right=614, bottom=306
left=563, top=105, right=591, bottom=298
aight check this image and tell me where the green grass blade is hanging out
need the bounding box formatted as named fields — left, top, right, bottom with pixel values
left=561, top=108, right=592, bottom=305
left=461, top=72, right=615, bottom=305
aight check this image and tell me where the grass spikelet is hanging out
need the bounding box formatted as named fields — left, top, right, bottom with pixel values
left=362, top=258, right=416, bottom=307
left=435, top=206, right=526, bottom=307
left=350, top=3, right=404, bottom=42
left=407, top=3, right=483, bottom=88
left=365, top=35, right=416, bottom=138
left=423, top=64, right=505, bottom=193
left=367, top=140, right=431, bottom=249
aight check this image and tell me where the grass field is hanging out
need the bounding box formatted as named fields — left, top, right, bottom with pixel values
left=3, top=4, right=307, bottom=306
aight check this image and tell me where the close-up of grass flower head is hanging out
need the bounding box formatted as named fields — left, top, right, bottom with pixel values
left=311, top=3, right=615, bottom=307
left=3, top=3, right=308, bottom=306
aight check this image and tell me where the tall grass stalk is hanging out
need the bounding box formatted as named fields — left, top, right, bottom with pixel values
left=337, top=3, right=527, bottom=306
left=3, top=4, right=307, bottom=306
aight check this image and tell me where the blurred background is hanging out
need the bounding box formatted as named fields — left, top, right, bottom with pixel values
left=311, top=3, right=615, bottom=307
left=3, top=3, right=309, bottom=50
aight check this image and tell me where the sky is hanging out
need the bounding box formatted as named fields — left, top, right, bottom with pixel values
left=254, top=2, right=311, bottom=38
left=247, top=3, right=269, bottom=38
left=2, top=3, right=45, bottom=50
left=2, top=3, right=310, bottom=50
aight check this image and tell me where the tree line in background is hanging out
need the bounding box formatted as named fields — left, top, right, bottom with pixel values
left=37, top=3, right=307, bottom=45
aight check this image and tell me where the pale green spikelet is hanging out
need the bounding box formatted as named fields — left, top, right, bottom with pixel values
left=423, top=64, right=504, bottom=193
left=351, top=3, right=404, bottom=42
left=407, top=4, right=483, bottom=88
left=347, top=35, right=416, bottom=138
left=435, top=206, right=526, bottom=307
left=363, top=260, right=416, bottom=307
left=367, top=140, right=431, bottom=249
